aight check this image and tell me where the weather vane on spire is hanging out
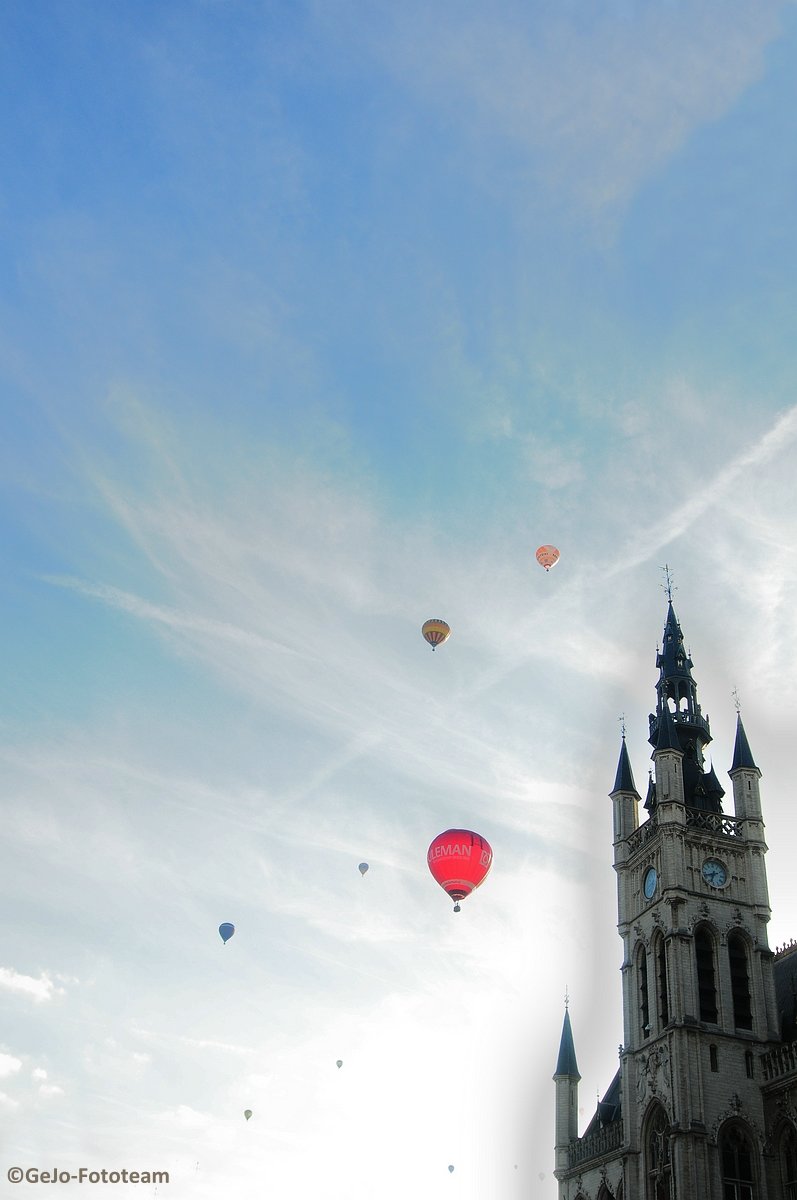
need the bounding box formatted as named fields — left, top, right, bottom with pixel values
left=564, top=984, right=569, bottom=1010
left=618, top=713, right=627, bottom=739
left=732, top=687, right=741, bottom=715
left=661, top=563, right=677, bottom=602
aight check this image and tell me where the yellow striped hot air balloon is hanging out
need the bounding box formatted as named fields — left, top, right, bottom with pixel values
left=422, top=619, right=451, bottom=651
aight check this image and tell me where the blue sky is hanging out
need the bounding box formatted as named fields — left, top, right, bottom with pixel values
left=2, top=2, right=797, bottom=1197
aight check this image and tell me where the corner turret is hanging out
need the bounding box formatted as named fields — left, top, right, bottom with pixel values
left=610, top=737, right=640, bottom=843
left=553, top=1006, right=580, bottom=1176
left=729, top=713, right=763, bottom=824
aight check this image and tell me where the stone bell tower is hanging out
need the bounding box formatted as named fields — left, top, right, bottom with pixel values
left=552, top=593, right=796, bottom=1200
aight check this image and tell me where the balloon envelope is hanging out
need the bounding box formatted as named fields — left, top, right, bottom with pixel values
left=244, top=1110, right=252, bottom=1121
left=427, top=829, right=493, bottom=908
left=218, top=922, right=235, bottom=944
left=336, top=1060, right=343, bottom=1068
left=358, top=862, right=369, bottom=876
left=448, top=1165, right=455, bottom=1173
left=535, top=545, right=560, bottom=571
left=422, top=618, right=451, bottom=650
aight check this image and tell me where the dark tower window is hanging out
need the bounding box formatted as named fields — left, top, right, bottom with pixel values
left=695, top=926, right=718, bottom=1023
left=745, top=1050, right=754, bottom=1079
left=657, top=939, right=669, bottom=1027
left=781, top=1124, right=797, bottom=1199
left=729, top=933, right=753, bottom=1030
left=640, top=948, right=650, bottom=1038
left=710, top=1044, right=719, bottom=1072
left=720, top=1124, right=756, bottom=1200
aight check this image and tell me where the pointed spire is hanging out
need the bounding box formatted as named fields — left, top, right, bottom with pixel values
left=644, top=771, right=657, bottom=811
left=655, top=703, right=681, bottom=753
left=731, top=713, right=758, bottom=772
left=612, top=737, right=640, bottom=797
left=657, top=603, right=695, bottom=684
left=554, top=1007, right=580, bottom=1079
left=649, top=595, right=711, bottom=755
left=702, top=761, right=726, bottom=800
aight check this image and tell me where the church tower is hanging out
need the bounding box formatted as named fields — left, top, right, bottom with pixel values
left=552, top=595, right=797, bottom=1200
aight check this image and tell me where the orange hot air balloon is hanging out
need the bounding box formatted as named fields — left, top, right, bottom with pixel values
left=422, top=619, right=451, bottom=651
left=535, top=545, right=560, bottom=571
left=427, top=829, right=493, bottom=912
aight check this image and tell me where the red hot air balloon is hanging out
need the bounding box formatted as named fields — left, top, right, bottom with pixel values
left=427, top=829, right=493, bottom=912
left=535, top=545, right=560, bottom=571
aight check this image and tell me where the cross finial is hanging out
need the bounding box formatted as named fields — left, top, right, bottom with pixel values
left=661, top=563, right=676, bottom=602
left=618, top=713, right=627, bottom=739
left=732, top=687, right=741, bottom=715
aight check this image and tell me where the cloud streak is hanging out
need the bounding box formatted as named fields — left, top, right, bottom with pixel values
left=607, top=404, right=797, bottom=577
left=321, top=0, right=787, bottom=216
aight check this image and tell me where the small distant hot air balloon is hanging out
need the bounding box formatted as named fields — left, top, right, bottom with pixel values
left=535, top=545, right=560, bottom=571
left=244, top=1110, right=252, bottom=1121
left=427, top=829, right=493, bottom=912
left=358, top=862, right=369, bottom=876
left=448, top=1165, right=455, bottom=1173
left=422, top=618, right=451, bottom=651
left=219, top=922, right=235, bottom=944
left=336, top=1060, right=343, bottom=1069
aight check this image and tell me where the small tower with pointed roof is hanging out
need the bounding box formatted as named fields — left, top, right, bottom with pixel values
left=553, top=1003, right=580, bottom=1178
left=610, top=733, right=640, bottom=845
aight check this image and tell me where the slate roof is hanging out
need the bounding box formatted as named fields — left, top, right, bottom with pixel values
left=554, top=1008, right=580, bottom=1079
left=730, top=714, right=758, bottom=772
left=581, top=1068, right=622, bottom=1138
left=612, top=738, right=640, bottom=797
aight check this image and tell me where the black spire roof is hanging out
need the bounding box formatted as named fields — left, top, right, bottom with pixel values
left=554, top=1008, right=580, bottom=1079
left=644, top=772, right=657, bottom=812
left=657, top=602, right=695, bottom=684
left=648, top=600, right=712, bottom=757
left=611, top=738, right=640, bottom=797
left=702, top=762, right=725, bottom=799
left=645, top=596, right=725, bottom=810
left=655, top=702, right=681, bottom=753
left=730, top=714, right=758, bottom=772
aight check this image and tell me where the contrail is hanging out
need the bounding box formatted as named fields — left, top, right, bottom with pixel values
left=606, top=403, right=797, bottom=578
left=40, top=576, right=303, bottom=658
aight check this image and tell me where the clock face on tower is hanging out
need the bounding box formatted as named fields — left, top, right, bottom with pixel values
left=643, top=866, right=658, bottom=899
left=701, top=858, right=728, bottom=888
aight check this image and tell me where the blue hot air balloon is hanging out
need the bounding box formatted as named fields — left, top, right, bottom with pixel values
left=219, top=922, right=235, bottom=944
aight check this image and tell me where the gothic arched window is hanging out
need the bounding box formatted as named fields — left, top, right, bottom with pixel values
left=695, top=924, right=718, bottom=1023
left=645, top=1102, right=671, bottom=1200
left=655, top=935, right=669, bottom=1028
left=720, top=1123, right=757, bottom=1200
left=780, top=1123, right=797, bottom=1199
left=728, top=931, right=753, bottom=1030
left=639, top=946, right=650, bottom=1038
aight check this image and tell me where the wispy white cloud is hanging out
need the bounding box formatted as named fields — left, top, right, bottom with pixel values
left=131, top=1028, right=254, bottom=1058
left=0, top=968, right=64, bottom=1004
left=42, top=576, right=306, bottom=661
left=319, top=0, right=787, bottom=216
